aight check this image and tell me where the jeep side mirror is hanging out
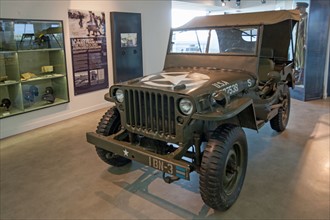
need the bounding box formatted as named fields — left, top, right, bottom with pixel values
left=267, top=71, right=281, bottom=83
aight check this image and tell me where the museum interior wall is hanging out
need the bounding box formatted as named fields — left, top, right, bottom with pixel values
left=0, top=0, right=171, bottom=138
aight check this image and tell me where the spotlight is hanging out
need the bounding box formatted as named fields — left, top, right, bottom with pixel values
left=221, top=0, right=226, bottom=6
left=236, top=0, right=241, bottom=7
left=261, top=0, right=266, bottom=4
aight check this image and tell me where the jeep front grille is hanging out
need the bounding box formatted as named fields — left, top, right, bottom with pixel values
left=124, top=89, right=176, bottom=137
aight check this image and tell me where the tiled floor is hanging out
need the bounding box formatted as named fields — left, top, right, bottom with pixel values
left=1, top=98, right=329, bottom=219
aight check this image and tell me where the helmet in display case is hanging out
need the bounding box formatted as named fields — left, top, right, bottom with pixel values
left=24, top=91, right=34, bottom=102
left=29, top=85, right=39, bottom=96
left=1, top=98, right=11, bottom=110
left=42, top=93, right=55, bottom=103
left=45, top=86, right=54, bottom=94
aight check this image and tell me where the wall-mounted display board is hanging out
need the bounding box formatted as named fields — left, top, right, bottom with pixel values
left=111, top=12, right=143, bottom=83
left=68, top=9, right=109, bottom=95
left=0, top=19, right=69, bottom=118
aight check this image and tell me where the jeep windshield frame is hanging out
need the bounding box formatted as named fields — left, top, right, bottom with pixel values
left=169, top=26, right=259, bottom=56
left=164, top=10, right=300, bottom=74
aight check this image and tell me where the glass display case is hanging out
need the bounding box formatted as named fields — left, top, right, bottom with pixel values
left=0, top=19, right=69, bottom=118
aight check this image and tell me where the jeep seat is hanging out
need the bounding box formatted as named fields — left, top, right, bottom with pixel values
left=258, top=48, right=275, bottom=83
left=258, top=58, right=275, bottom=83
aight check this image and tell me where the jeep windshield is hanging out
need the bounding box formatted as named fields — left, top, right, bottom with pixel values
left=169, top=26, right=258, bottom=55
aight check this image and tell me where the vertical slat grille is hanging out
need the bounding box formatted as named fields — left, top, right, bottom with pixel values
left=124, top=89, right=176, bottom=136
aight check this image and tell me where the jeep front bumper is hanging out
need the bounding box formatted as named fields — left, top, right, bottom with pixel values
left=86, top=132, right=191, bottom=180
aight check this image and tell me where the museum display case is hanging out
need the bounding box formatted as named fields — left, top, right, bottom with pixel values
left=0, top=19, right=69, bottom=118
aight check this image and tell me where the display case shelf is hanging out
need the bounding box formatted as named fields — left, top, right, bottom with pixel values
left=24, top=98, right=68, bottom=111
left=20, top=74, right=66, bottom=83
left=0, top=107, right=22, bottom=117
left=17, top=48, right=63, bottom=53
left=0, top=81, right=20, bottom=87
left=0, top=18, right=69, bottom=118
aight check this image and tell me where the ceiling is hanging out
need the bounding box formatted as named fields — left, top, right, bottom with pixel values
left=172, top=0, right=308, bottom=14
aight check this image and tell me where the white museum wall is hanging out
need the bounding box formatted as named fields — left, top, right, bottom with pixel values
left=0, top=0, right=172, bottom=138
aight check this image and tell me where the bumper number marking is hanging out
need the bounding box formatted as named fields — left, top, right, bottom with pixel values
left=148, top=157, right=174, bottom=175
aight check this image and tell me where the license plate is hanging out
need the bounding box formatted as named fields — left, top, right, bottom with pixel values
left=148, top=157, right=187, bottom=179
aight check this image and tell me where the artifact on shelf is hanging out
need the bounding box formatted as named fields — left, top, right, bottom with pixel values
left=34, top=26, right=63, bottom=48
left=29, top=85, right=39, bottom=97
left=0, top=75, right=8, bottom=82
left=24, top=91, right=35, bottom=103
left=41, top=65, right=54, bottom=73
left=34, top=34, right=51, bottom=48
left=1, top=98, right=11, bottom=110
left=23, top=86, right=39, bottom=106
left=42, top=86, right=55, bottom=103
left=21, top=72, right=37, bottom=81
left=45, top=86, right=54, bottom=94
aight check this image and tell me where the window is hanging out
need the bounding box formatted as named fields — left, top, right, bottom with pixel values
left=241, top=28, right=257, bottom=42
left=170, top=27, right=258, bottom=55
left=14, top=23, right=34, bottom=41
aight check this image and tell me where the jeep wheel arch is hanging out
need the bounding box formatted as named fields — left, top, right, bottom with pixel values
left=192, top=97, right=258, bottom=131
left=95, top=107, right=131, bottom=167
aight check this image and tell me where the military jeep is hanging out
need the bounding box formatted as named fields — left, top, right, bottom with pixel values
left=87, top=10, right=300, bottom=211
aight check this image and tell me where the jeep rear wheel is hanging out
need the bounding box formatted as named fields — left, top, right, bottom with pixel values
left=95, top=107, right=131, bottom=167
left=270, top=84, right=290, bottom=132
left=200, top=124, right=248, bottom=211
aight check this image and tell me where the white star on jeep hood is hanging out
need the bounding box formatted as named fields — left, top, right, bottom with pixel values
left=141, top=72, right=209, bottom=88
left=153, top=73, right=189, bottom=85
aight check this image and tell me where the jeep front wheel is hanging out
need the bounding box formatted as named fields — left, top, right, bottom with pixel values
left=95, top=107, right=131, bottom=167
left=199, top=124, right=248, bottom=211
left=270, top=84, right=291, bottom=132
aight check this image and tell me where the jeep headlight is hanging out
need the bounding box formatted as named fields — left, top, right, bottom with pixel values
left=179, top=98, right=193, bottom=115
left=115, top=89, right=124, bottom=103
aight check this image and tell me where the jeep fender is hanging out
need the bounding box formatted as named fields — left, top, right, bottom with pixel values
left=192, top=97, right=258, bottom=131
left=104, top=92, right=114, bottom=102
left=282, top=63, right=294, bottom=88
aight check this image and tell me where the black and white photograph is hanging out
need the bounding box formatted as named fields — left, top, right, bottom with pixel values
left=74, top=71, right=89, bottom=87
left=89, top=69, right=105, bottom=86
left=68, top=9, right=105, bottom=38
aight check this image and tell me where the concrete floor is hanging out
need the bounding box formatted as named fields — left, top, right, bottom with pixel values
left=0, top=98, right=329, bottom=219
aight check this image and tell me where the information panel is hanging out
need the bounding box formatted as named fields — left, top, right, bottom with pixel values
left=68, top=9, right=108, bottom=95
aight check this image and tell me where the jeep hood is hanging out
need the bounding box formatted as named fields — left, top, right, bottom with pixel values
left=115, top=69, right=257, bottom=97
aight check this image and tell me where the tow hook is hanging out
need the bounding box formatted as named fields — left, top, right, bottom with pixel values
left=163, top=172, right=180, bottom=184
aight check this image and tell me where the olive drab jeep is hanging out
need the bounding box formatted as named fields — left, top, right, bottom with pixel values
left=86, top=10, right=301, bottom=211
